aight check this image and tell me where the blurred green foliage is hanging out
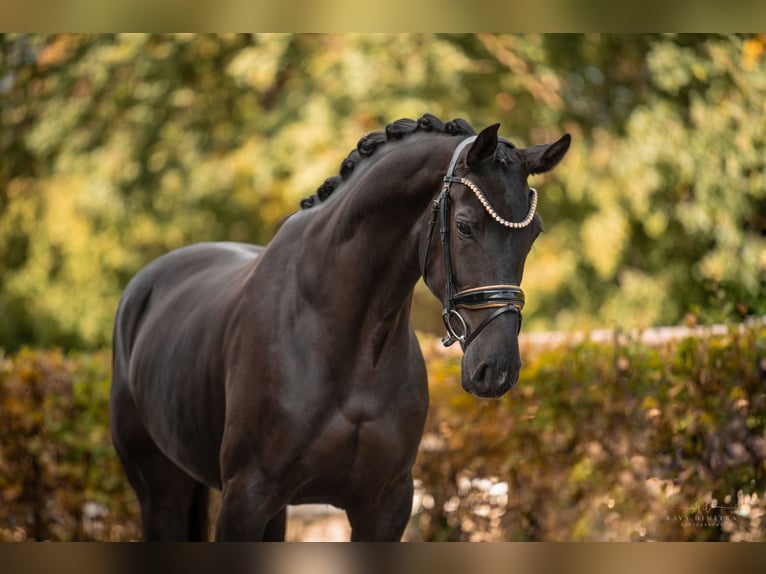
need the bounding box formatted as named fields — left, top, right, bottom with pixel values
left=0, top=348, right=138, bottom=541
left=1, top=33, right=765, bottom=350
left=411, top=323, right=766, bottom=541
left=1, top=326, right=763, bottom=541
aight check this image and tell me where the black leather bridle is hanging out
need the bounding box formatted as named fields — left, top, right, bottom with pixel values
left=422, top=135, right=537, bottom=350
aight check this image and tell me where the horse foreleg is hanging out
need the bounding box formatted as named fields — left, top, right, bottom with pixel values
left=263, top=507, right=287, bottom=541
left=215, top=473, right=283, bottom=541
left=346, top=474, right=414, bottom=541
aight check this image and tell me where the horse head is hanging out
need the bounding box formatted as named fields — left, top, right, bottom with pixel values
left=421, top=124, right=571, bottom=398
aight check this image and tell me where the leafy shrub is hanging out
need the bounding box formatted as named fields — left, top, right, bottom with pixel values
left=410, top=322, right=766, bottom=541
left=0, top=323, right=763, bottom=540
left=0, top=349, right=138, bottom=541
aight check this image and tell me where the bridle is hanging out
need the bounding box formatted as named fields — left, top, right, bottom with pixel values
left=422, top=135, right=538, bottom=350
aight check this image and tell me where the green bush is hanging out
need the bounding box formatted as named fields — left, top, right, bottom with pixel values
left=411, top=322, right=766, bottom=541
left=0, top=349, right=138, bottom=541
left=0, top=323, right=763, bottom=540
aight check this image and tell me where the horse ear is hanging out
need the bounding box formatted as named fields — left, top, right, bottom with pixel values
left=466, top=123, right=500, bottom=168
left=523, top=133, right=571, bottom=175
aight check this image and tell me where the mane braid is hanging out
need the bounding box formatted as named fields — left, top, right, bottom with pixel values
left=299, top=113, right=477, bottom=209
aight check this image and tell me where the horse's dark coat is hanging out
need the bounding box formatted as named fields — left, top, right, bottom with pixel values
left=110, top=116, right=570, bottom=541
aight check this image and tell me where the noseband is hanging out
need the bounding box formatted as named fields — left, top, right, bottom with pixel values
left=422, top=136, right=537, bottom=350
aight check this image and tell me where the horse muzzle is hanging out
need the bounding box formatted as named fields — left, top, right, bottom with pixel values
left=460, top=311, right=522, bottom=398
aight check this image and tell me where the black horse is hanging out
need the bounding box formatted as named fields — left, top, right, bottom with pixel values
left=110, top=114, right=570, bottom=541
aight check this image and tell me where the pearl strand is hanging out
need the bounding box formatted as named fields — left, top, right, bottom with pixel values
left=455, top=177, right=538, bottom=229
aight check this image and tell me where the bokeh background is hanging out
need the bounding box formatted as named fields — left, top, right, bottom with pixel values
left=2, top=34, right=764, bottom=350
left=1, top=33, right=765, bottom=541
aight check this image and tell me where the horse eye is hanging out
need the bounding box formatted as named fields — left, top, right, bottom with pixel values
left=456, top=221, right=472, bottom=237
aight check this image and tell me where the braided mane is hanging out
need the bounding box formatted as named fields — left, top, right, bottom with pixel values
left=300, top=113, right=479, bottom=209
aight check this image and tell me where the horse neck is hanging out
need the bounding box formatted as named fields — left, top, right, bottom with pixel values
left=287, top=134, right=458, bottom=336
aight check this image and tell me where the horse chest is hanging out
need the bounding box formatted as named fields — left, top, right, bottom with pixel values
left=287, top=410, right=416, bottom=505
left=275, top=382, right=423, bottom=495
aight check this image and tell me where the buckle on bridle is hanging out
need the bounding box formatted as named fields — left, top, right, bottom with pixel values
left=442, top=309, right=468, bottom=347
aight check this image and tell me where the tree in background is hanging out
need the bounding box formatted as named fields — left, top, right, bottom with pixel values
left=527, top=34, right=766, bottom=330
left=1, top=34, right=764, bottom=350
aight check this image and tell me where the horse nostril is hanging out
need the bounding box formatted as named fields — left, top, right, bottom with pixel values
left=473, top=363, right=491, bottom=389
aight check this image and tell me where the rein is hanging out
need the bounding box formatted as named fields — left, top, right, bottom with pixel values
left=423, top=136, right=536, bottom=350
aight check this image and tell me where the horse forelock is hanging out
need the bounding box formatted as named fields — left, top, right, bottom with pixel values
left=299, top=114, right=480, bottom=210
